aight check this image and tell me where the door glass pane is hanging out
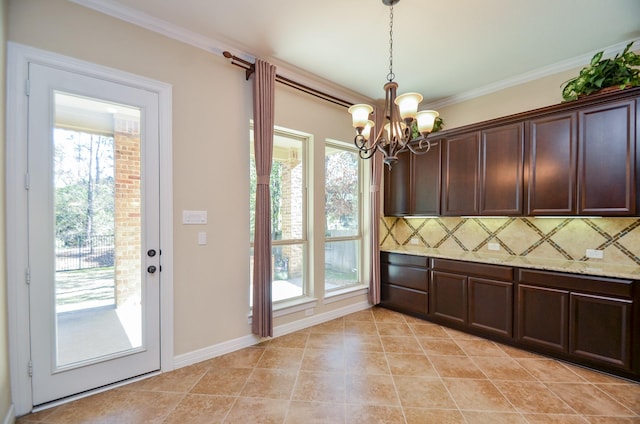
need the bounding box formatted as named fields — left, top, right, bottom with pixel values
left=54, top=92, right=143, bottom=368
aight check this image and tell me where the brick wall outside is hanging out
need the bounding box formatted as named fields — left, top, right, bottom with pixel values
left=279, top=154, right=303, bottom=279
left=114, top=116, right=141, bottom=307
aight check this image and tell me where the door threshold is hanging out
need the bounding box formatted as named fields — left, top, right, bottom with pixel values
left=31, top=369, right=161, bottom=413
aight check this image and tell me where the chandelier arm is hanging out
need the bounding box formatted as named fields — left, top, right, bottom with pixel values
left=406, top=139, right=432, bottom=155
left=358, top=147, right=378, bottom=160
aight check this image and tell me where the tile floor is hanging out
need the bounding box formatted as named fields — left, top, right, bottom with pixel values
left=17, top=307, right=640, bottom=423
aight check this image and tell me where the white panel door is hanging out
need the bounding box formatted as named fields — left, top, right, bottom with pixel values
left=27, top=62, right=161, bottom=406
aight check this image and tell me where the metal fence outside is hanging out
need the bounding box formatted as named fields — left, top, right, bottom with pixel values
left=55, top=234, right=115, bottom=271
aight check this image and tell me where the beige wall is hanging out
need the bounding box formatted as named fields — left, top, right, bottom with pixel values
left=7, top=0, right=364, bottom=363
left=436, top=51, right=639, bottom=130
left=1, top=1, right=11, bottom=422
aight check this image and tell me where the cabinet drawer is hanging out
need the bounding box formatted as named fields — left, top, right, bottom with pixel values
left=381, top=283, right=428, bottom=316
left=381, top=252, right=429, bottom=267
left=381, top=264, right=428, bottom=291
left=431, top=258, right=513, bottom=281
left=518, top=269, right=634, bottom=298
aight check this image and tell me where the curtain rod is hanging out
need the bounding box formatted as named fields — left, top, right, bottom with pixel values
left=222, top=51, right=354, bottom=109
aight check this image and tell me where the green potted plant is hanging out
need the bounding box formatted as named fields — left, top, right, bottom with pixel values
left=561, top=41, right=640, bottom=101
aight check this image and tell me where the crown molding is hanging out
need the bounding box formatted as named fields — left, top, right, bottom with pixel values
left=69, top=0, right=253, bottom=61
left=70, top=0, right=637, bottom=109
left=428, top=37, right=640, bottom=109
left=69, top=0, right=372, bottom=105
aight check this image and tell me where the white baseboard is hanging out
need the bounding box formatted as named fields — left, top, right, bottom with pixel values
left=3, top=404, right=15, bottom=424
left=173, top=301, right=371, bottom=369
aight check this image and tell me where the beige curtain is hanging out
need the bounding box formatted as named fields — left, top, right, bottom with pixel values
left=252, top=59, right=277, bottom=337
left=368, top=106, right=384, bottom=305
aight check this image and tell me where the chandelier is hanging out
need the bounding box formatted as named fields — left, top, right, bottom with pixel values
left=348, top=0, right=439, bottom=169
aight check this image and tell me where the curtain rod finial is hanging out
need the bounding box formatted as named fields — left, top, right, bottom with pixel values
left=222, top=51, right=233, bottom=59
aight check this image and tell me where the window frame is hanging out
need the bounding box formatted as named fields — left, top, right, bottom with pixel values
left=250, top=124, right=311, bottom=305
left=323, top=139, right=365, bottom=294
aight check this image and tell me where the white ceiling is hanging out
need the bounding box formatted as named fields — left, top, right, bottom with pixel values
left=75, top=0, right=640, bottom=106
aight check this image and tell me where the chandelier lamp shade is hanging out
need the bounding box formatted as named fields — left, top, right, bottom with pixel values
left=349, top=0, right=439, bottom=169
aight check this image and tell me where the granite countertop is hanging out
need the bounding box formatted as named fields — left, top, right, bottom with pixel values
left=380, top=245, right=640, bottom=280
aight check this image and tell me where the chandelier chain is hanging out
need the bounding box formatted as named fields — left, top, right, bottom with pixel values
left=387, top=6, right=395, bottom=82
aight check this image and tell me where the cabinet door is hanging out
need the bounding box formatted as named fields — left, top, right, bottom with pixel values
left=578, top=99, right=636, bottom=215
left=384, top=149, right=411, bottom=216
left=468, top=277, right=513, bottom=338
left=413, top=139, right=442, bottom=215
left=517, top=284, right=569, bottom=353
left=480, top=123, right=524, bottom=215
left=526, top=113, right=577, bottom=215
left=429, top=271, right=467, bottom=325
left=570, top=293, right=633, bottom=370
left=441, top=132, right=480, bottom=215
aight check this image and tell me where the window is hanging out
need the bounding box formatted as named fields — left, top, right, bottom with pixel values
left=324, top=141, right=363, bottom=293
left=250, top=127, right=308, bottom=303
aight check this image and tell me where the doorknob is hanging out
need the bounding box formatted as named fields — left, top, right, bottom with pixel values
left=147, top=249, right=157, bottom=257
left=147, top=265, right=157, bottom=274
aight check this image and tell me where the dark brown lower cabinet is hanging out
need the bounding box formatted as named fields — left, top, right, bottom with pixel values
left=380, top=252, right=429, bottom=318
left=429, top=259, right=514, bottom=339
left=469, top=277, right=513, bottom=338
left=570, top=293, right=632, bottom=369
left=429, top=271, right=467, bottom=325
left=517, top=284, right=569, bottom=352
left=380, top=252, right=640, bottom=381
left=517, top=268, right=637, bottom=376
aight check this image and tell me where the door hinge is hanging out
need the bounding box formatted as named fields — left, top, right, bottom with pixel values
left=25, top=267, right=31, bottom=285
left=25, top=79, right=30, bottom=96
left=24, top=173, right=30, bottom=190
left=28, top=360, right=33, bottom=377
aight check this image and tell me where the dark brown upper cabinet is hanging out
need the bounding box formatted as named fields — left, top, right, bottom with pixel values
left=526, top=112, right=578, bottom=214
left=480, top=123, right=524, bottom=215
left=578, top=99, right=636, bottom=215
left=384, top=86, right=640, bottom=217
left=413, top=139, right=442, bottom=216
left=441, top=132, right=480, bottom=215
left=441, top=123, right=524, bottom=216
left=526, top=98, right=637, bottom=215
left=384, top=139, right=442, bottom=216
left=384, top=150, right=411, bottom=216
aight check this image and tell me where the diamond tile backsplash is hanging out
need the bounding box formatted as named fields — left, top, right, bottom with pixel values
left=381, top=217, right=640, bottom=267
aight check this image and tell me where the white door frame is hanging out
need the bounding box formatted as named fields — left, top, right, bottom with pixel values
left=6, top=42, right=174, bottom=416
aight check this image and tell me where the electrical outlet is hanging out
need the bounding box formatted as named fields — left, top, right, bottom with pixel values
left=410, top=237, right=420, bottom=245
left=586, top=249, right=604, bottom=259
left=488, top=242, right=500, bottom=251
